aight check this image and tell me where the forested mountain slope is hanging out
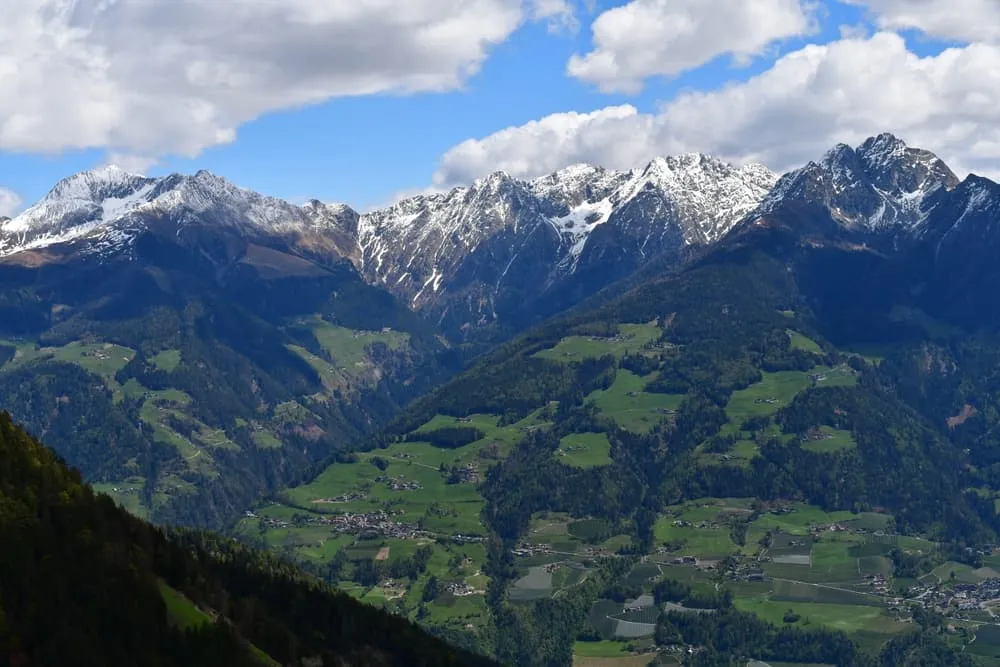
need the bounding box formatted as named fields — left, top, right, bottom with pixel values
left=249, top=142, right=1000, bottom=663
left=0, top=411, right=495, bottom=667
left=0, top=169, right=460, bottom=528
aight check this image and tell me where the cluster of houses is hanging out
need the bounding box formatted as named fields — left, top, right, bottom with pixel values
left=864, top=573, right=892, bottom=595
left=350, top=327, right=394, bottom=339
left=513, top=543, right=553, bottom=558
left=252, top=510, right=423, bottom=539
left=85, top=347, right=117, bottom=362
left=587, top=334, right=630, bottom=344
left=908, top=578, right=1000, bottom=616
left=323, top=511, right=421, bottom=538
left=375, top=474, right=422, bottom=491
left=671, top=518, right=720, bottom=530
left=446, top=581, right=476, bottom=597
left=447, top=463, right=480, bottom=484
left=106, top=485, right=140, bottom=495
left=311, top=492, right=365, bottom=504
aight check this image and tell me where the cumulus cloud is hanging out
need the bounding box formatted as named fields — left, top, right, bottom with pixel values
left=567, top=0, right=815, bottom=93
left=433, top=106, right=657, bottom=186
left=529, top=0, right=580, bottom=32
left=0, top=189, right=22, bottom=218
left=847, top=0, right=1000, bottom=43
left=434, top=32, right=1000, bottom=185
left=0, top=0, right=537, bottom=160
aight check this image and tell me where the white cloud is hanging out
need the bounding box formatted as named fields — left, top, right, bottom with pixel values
left=434, top=106, right=654, bottom=186
left=433, top=32, right=1000, bottom=184
left=847, top=0, right=1000, bottom=43
left=529, top=0, right=579, bottom=32
left=567, top=0, right=815, bottom=93
left=0, top=188, right=22, bottom=218
left=0, top=0, right=539, bottom=160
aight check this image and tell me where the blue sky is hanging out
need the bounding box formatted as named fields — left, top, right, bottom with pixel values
left=0, top=0, right=997, bottom=216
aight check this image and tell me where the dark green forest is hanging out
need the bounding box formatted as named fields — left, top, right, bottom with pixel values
left=0, top=411, right=494, bottom=667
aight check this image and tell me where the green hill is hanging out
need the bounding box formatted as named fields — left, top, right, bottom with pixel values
left=252, top=225, right=1000, bottom=664
left=0, top=411, right=494, bottom=667
left=0, top=238, right=459, bottom=530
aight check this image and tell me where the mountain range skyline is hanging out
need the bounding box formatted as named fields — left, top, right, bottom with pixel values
left=2, top=131, right=992, bottom=346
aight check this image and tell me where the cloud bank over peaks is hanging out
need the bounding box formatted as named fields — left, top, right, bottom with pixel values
left=434, top=32, right=1000, bottom=187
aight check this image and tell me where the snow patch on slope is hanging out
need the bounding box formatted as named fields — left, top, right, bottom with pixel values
left=549, top=198, right=614, bottom=257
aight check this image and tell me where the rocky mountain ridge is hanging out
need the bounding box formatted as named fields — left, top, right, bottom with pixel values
left=4, top=133, right=996, bottom=341
left=0, top=154, right=777, bottom=339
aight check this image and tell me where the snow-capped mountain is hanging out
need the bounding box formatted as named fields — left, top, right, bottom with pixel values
left=0, top=153, right=776, bottom=339
left=0, top=166, right=350, bottom=260
left=751, top=133, right=960, bottom=238
left=351, top=154, right=776, bottom=335
left=14, top=133, right=996, bottom=341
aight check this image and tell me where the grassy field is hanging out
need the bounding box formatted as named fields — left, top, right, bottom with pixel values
left=787, top=331, right=823, bottom=354
left=752, top=504, right=857, bottom=536
left=150, top=349, right=181, bottom=372
left=305, top=318, right=408, bottom=368
left=0, top=340, right=137, bottom=380
left=510, top=566, right=554, bottom=601
left=136, top=388, right=224, bottom=478
left=533, top=322, right=663, bottom=362
left=238, top=504, right=493, bottom=633
left=654, top=519, right=738, bottom=558
left=734, top=597, right=904, bottom=635
left=92, top=479, right=148, bottom=518
left=284, top=318, right=411, bottom=391
left=802, top=427, right=857, bottom=453
left=724, top=366, right=857, bottom=428
left=572, top=640, right=656, bottom=666
left=557, top=433, right=612, bottom=468
left=524, top=514, right=636, bottom=560
left=285, top=446, right=486, bottom=535
left=278, top=411, right=551, bottom=537
left=158, top=581, right=211, bottom=629
left=586, top=370, right=684, bottom=433
left=726, top=371, right=814, bottom=423
left=251, top=428, right=284, bottom=449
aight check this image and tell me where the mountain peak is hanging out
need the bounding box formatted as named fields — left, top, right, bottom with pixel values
left=758, top=133, right=962, bottom=235
left=474, top=169, right=514, bottom=185
left=858, top=132, right=908, bottom=158
left=43, top=164, right=149, bottom=204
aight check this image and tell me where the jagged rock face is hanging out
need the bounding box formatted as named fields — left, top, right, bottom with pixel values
left=352, top=154, right=777, bottom=336
left=909, top=175, right=1000, bottom=327
left=755, top=133, right=960, bottom=238
left=0, top=155, right=774, bottom=340
left=730, top=134, right=1000, bottom=332
left=0, top=167, right=356, bottom=266
left=23, top=136, right=997, bottom=340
